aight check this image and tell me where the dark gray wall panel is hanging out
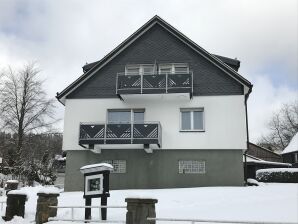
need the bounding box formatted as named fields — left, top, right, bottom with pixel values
left=67, top=24, right=243, bottom=99
left=64, top=149, right=244, bottom=191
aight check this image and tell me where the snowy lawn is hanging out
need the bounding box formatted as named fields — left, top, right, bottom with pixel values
left=0, top=183, right=297, bottom=224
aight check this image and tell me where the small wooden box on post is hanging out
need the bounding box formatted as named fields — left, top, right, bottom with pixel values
left=80, top=163, right=113, bottom=221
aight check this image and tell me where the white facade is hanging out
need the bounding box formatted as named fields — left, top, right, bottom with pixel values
left=63, top=94, right=247, bottom=151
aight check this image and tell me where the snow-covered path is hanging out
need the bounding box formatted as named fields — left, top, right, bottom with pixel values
left=1, top=183, right=297, bottom=223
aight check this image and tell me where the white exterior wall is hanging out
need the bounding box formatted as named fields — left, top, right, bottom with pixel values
left=62, top=94, right=247, bottom=150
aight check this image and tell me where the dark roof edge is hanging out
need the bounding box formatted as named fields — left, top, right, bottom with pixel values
left=57, top=15, right=252, bottom=101
left=57, top=16, right=159, bottom=100
left=213, top=54, right=240, bottom=68
left=155, top=17, right=252, bottom=87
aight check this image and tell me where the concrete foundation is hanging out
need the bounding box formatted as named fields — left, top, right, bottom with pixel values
left=64, top=149, right=244, bottom=191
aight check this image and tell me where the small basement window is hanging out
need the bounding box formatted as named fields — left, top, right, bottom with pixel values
left=180, top=108, right=204, bottom=131
left=178, top=160, right=206, bottom=174
left=102, top=160, right=126, bottom=173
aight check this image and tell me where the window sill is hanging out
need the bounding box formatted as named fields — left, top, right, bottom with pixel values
left=179, top=130, right=205, bottom=132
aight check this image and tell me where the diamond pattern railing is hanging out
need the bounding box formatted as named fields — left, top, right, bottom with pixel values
left=116, top=72, right=193, bottom=96
left=79, top=122, right=161, bottom=146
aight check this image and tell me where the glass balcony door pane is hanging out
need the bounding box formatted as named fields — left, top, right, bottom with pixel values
left=108, top=111, right=131, bottom=123
left=181, top=111, right=191, bottom=130
left=134, top=111, right=144, bottom=123
left=174, top=65, right=188, bottom=74
left=126, top=66, right=140, bottom=75
left=159, top=65, right=172, bottom=74
left=143, top=65, right=155, bottom=75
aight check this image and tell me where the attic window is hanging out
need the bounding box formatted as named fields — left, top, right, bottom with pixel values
left=159, top=64, right=189, bottom=74
left=125, top=65, right=155, bottom=75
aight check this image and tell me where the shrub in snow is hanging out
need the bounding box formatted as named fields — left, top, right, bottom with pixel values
left=247, top=178, right=260, bottom=186
left=24, top=150, right=57, bottom=186
left=256, top=168, right=298, bottom=183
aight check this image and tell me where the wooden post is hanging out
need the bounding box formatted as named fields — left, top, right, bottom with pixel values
left=85, top=198, right=91, bottom=221
left=4, top=193, right=27, bottom=221
left=101, top=196, right=107, bottom=220
left=35, top=192, right=60, bottom=224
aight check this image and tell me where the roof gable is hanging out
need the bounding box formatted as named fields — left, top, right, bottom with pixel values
left=57, top=15, right=252, bottom=104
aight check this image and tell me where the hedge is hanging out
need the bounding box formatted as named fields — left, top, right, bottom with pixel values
left=256, top=168, right=298, bottom=183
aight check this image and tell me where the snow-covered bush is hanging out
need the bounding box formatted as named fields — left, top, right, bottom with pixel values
left=256, top=168, right=298, bottom=183
left=247, top=178, right=260, bottom=186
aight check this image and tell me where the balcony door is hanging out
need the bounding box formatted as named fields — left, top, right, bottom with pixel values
left=107, top=109, right=145, bottom=124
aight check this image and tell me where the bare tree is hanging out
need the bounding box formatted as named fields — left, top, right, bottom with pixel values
left=0, top=63, right=57, bottom=171
left=258, top=101, right=298, bottom=152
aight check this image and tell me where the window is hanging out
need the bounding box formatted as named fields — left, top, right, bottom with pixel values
left=159, top=64, right=189, bottom=74
left=143, top=65, right=155, bottom=75
left=108, top=110, right=131, bottom=124
left=133, top=110, right=145, bottom=123
left=178, top=160, right=206, bottom=174
left=159, top=65, right=172, bottom=74
left=125, top=64, right=188, bottom=75
left=107, top=109, right=145, bottom=124
left=125, top=65, right=155, bottom=75
left=294, top=153, right=298, bottom=163
left=126, top=66, right=140, bottom=75
left=102, top=160, right=126, bottom=173
left=180, top=108, right=204, bottom=131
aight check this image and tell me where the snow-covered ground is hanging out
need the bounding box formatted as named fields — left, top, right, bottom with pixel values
left=0, top=183, right=297, bottom=224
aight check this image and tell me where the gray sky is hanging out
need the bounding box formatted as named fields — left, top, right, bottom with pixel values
left=0, top=0, right=297, bottom=142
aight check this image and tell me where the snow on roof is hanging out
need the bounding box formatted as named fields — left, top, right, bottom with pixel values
left=80, top=163, right=114, bottom=174
left=256, top=168, right=298, bottom=174
left=282, top=133, right=298, bottom=154
left=243, top=155, right=262, bottom=162
left=243, top=155, right=292, bottom=166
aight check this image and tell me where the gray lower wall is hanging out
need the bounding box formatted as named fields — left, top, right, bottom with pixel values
left=64, top=149, right=244, bottom=191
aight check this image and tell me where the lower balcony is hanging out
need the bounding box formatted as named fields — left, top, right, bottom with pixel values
left=79, top=122, right=162, bottom=148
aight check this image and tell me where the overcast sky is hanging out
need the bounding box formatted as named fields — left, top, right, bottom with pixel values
left=0, top=0, right=297, bottom=142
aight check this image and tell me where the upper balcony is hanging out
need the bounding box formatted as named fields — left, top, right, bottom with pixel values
left=116, top=72, right=193, bottom=99
left=79, top=122, right=162, bottom=149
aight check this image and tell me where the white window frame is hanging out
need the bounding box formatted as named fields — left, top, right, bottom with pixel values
left=102, top=160, right=127, bottom=173
left=178, top=160, right=206, bottom=174
left=180, top=108, right=205, bottom=132
left=159, top=63, right=189, bottom=74
left=125, top=64, right=155, bottom=75
left=107, top=109, right=145, bottom=124
left=85, top=174, right=103, bottom=195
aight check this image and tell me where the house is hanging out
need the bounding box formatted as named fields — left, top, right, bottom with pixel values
left=244, top=154, right=291, bottom=179
left=244, top=142, right=291, bottom=178
left=247, top=142, right=282, bottom=162
left=281, top=133, right=298, bottom=167
left=56, top=16, right=253, bottom=191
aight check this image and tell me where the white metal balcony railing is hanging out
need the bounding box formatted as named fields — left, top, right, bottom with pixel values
left=116, top=72, right=193, bottom=97
left=79, top=122, right=162, bottom=147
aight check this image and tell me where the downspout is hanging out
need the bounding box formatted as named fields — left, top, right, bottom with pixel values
left=244, top=86, right=252, bottom=184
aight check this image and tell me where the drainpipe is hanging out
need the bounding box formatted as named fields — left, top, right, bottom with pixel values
left=244, top=86, right=252, bottom=185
